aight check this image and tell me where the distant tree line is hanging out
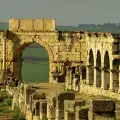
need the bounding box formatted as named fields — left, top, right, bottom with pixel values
left=1, top=22, right=120, bottom=33
left=78, top=23, right=120, bottom=29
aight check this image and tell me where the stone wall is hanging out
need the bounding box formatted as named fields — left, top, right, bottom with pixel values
left=0, top=19, right=120, bottom=85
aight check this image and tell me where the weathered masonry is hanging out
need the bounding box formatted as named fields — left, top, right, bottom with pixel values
left=0, top=18, right=120, bottom=95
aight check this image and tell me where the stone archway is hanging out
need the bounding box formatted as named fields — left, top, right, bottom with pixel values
left=96, top=50, right=101, bottom=87
left=12, top=39, right=54, bottom=83
left=88, top=49, right=94, bottom=85
left=104, top=51, right=110, bottom=90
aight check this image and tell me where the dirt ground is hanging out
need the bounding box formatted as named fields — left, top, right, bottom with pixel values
left=27, top=83, right=65, bottom=97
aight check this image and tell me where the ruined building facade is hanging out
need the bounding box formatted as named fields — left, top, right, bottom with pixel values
left=0, top=18, right=120, bottom=97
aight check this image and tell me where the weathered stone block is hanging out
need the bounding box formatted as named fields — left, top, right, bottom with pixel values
left=75, top=106, right=89, bottom=120
left=64, top=111, right=75, bottom=120
left=88, top=111, right=116, bottom=120
left=43, top=19, right=56, bottom=31
left=89, top=99, right=116, bottom=113
left=33, top=19, right=44, bottom=30
left=55, top=109, right=64, bottom=120
left=75, top=100, right=86, bottom=107
left=64, top=100, right=75, bottom=112
left=56, top=101, right=64, bottom=110
left=9, top=19, right=19, bottom=30
left=33, top=93, right=46, bottom=99
left=47, top=104, right=55, bottom=119
left=26, top=88, right=36, bottom=104
left=56, top=92, right=75, bottom=101
left=19, top=19, right=33, bottom=30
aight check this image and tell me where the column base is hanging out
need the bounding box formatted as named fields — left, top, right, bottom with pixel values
left=100, top=86, right=104, bottom=90
left=118, top=89, right=120, bottom=94
left=109, top=88, right=114, bottom=92
left=85, top=80, right=89, bottom=85
left=93, top=84, right=96, bottom=87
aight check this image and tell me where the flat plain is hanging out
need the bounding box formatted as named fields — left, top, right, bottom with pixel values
left=21, top=44, right=49, bottom=83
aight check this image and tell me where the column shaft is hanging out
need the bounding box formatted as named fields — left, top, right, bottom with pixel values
left=101, top=69, right=104, bottom=89
left=2, top=33, right=6, bottom=70
left=118, top=65, right=120, bottom=93
left=109, top=71, right=113, bottom=91
left=109, top=60, right=113, bottom=91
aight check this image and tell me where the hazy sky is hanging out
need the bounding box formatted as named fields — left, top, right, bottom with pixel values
left=0, top=0, right=120, bottom=26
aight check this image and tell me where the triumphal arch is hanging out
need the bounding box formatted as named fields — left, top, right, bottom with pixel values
left=0, top=18, right=120, bottom=94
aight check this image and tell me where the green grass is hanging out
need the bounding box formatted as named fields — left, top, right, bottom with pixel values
left=0, top=91, right=12, bottom=114
left=21, top=46, right=49, bottom=83
left=22, top=47, right=49, bottom=58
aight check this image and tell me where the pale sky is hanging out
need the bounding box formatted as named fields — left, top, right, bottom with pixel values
left=0, top=0, right=120, bottom=26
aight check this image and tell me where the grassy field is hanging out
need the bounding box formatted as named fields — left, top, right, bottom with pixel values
left=21, top=45, right=49, bottom=83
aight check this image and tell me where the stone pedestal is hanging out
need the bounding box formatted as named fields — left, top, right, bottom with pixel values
left=47, top=103, right=55, bottom=120
left=55, top=101, right=64, bottom=120
left=75, top=106, right=89, bottom=120
left=55, top=109, right=64, bottom=120
left=64, top=111, right=75, bottom=120
left=88, top=99, right=116, bottom=120
left=88, top=111, right=116, bottom=120
left=40, top=101, right=47, bottom=120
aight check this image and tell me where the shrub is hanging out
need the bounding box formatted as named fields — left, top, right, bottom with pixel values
left=2, top=97, right=12, bottom=106
left=0, top=91, right=9, bottom=102
left=12, top=105, right=26, bottom=120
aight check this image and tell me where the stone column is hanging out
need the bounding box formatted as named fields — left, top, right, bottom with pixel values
left=93, top=60, right=97, bottom=87
left=109, top=60, right=113, bottom=92
left=49, top=62, right=57, bottom=83
left=101, top=63, right=104, bottom=89
left=109, top=71, right=113, bottom=91
left=55, top=101, right=64, bottom=120
left=75, top=106, right=89, bottom=120
left=0, top=32, right=6, bottom=82
left=47, top=103, right=55, bottom=120
left=65, top=68, right=69, bottom=89
left=1, top=32, right=6, bottom=71
left=72, top=74, right=76, bottom=91
left=118, top=65, right=120, bottom=93
left=61, top=65, right=64, bottom=74
left=40, top=101, right=47, bottom=120
left=49, top=68, right=53, bottom=83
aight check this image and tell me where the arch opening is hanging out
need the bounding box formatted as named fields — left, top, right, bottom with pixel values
left=88, top=49, right=94, bottom=85
left=112, top=59, right=119, bottom=92
left=96, top=50, right=101, bottom=87
left=20, top=43, right=49, bottom=83
left=104, top=51, right=110, bottom=90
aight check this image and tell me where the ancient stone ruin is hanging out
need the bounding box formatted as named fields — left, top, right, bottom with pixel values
left=0, top=18, right=119, bottom=119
